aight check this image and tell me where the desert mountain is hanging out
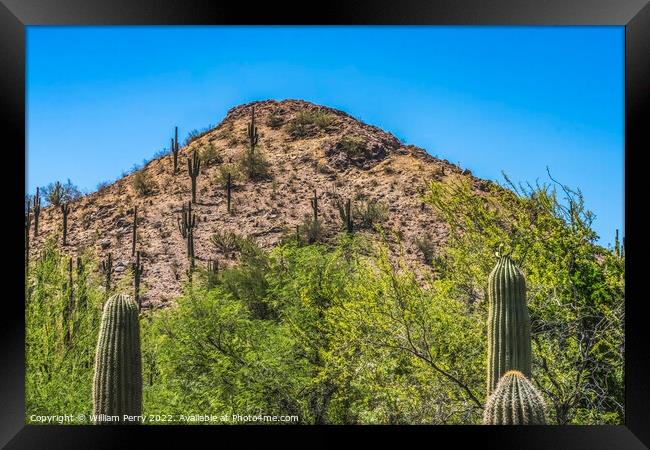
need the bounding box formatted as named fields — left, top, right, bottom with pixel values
left=28, top=99, right=492, bottom=309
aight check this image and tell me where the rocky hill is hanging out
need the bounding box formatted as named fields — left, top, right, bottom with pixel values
left=28, top=99, right=492, bottom=309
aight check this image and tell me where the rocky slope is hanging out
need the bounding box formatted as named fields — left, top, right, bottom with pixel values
left=28, top=99, right=491, bottom=309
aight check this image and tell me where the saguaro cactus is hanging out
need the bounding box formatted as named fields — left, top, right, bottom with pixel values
left=614, top=229, right=623, bottom=258
left=187, top=149, right=201, bottom=203
left=310, top=190, right=319, bottom=223
left=247, top=105, right=259, bottom=150
left=33, top=187, right=41, bottom=236
left=131, top=206, right=138, bottom=257
left=61, top=203, right=70, bottom=246
left=177, top=202, right=197, bottom=262
left=133, top=251, right=143, bottom=310
left=101, top=253, right=113, bottom=294
left=226, top=172, right=232, bottom=214
left=172, top=126, right=179, bottom=174
left=487, top=254, right=532, bottom=395
left=92, top=293, right=142, bottom=424
left=337, top=198, right=353, bottom=233
left=483, top=370, right=546, bottom=425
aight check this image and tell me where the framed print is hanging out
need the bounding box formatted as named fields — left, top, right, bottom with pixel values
left=2, top=0, right=649, bottom=448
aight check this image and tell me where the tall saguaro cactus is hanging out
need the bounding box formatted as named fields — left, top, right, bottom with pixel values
left=187, top=149, right=201, bottom=203
left=487, top=254, right=532, bottom=395
left=247, top=105, right=259, bottom=151
left=177, top=202, right=197, bottom=264
left=33, top=186, right=41, bottom=236
left=61, top=203, right=70, bottom=246
left=226, top=172, right=232, bottom=214
left=483, top=370, right=546, bottom=425
left=172, top=126, right=179, bottom=174
left=92, top=293, right=142, bottom=424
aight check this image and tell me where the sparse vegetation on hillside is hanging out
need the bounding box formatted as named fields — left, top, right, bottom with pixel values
left=287, top=109, right=335, bottom=139
left=43, top=179, right=82, bottom=207
left=215, top=163, right=241, bottom=188
left=266, top=113, right=284, bottom=129
left=210, top=230, right=245, bottom=255
left=200, top=143, right=223, bottom=166
left=354, top=198, right=388, bottom=230
left=184, top=124, right=215, bottom=147
left=239, top=148, right=271, bottom=181
left=131, top=169, right=156, bottom=196
left=338, top=135, right=366, bottom=158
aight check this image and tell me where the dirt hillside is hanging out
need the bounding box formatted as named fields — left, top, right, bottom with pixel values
left=28, top=99, right=492, bottom=309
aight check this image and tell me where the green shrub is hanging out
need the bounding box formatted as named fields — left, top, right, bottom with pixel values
left=26, top=240, right=104, bottom=424
left=210, top=230, right=246, bottom=255
left=184, top=124, right=215, bottom=146
left=214, top=163, right=241, bottom=188
left=42, top=179, right=82, bottom=207
left=297, top=214, right=323, bottom=245
left=200, top=143, right=223, bottom=166
left=239, top=148, right=271, bottom=181
left=354, top=199, right=388, bottom=229
left=266, top=113, right=284, bottom=129
left=414, top=234, right=435, bottom=265
left=287, top=110, right=335, bottom=139
left=338, top=136, right=366, bottom=158
left=131, top=169, right=156, bottom=196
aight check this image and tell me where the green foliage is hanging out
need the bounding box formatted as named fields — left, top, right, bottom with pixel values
left=423, top=174, right=624, bottom=424
left=200, top=143, right=223, bottom=166
left=338, top=136, right=366, bottom=158
left=414, top=233, right=435, bottom=266
left=184, top=124, right=215, bottom=146
left=354, top=199, right=388, bottom=230
left=141, top=237, right=486, bottom=424
left=287, top=109, right=334, bottom=139
left=483, top=370, right=546, bottom=425
left=486, top=255, right=532, bottom=395
left=297, top=214, right=323, bottom=245
left=266, top=113, right=284, bottom=129
left=43, top=179, right=82, bottom=207
left=131, top=170, right=156, bottom=197
left=239, top=147, right=271, bottom=181
left=92, top=293, right=142, bottom=423
left=210, top=230, right=245, bottom=255
left=215, top=163, right=242, bottom=189
left=26, top=240, right=104, bottom=424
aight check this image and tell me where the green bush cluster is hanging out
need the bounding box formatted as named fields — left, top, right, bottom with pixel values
left=287, top=109, right=335, bottom=139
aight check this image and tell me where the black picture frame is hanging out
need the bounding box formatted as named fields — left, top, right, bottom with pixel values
left=2, top=0, right=648, bottom=448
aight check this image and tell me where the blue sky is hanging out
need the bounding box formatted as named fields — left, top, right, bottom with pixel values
left=26, top=26, right=624, bottom=246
